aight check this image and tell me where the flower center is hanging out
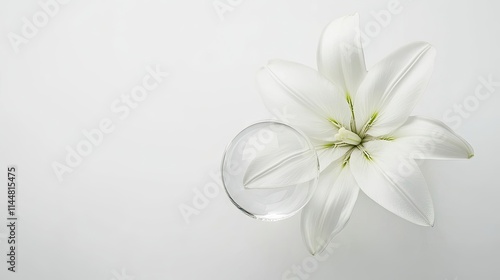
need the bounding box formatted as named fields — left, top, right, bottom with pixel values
left=334, top=127, right=361, bottom=146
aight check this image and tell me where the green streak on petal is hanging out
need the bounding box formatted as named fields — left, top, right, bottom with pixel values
left=323, top=143, right=336, bottom=149
left=323, top=142, right=349, bottom=149
left=359, top=112, right=378, bottom=137
left=346, top=93, right=353, bottom=105
left=341, top=147, right=355, bottom=168
left=363, top=149, right=373, bottom=160
left=328, top=118, right=342, bottom=129
left=357, top=145, right=372, bottom=161
left=368, top=112, right=378, bottom=126
left=346, top=93, right=356, bottom=132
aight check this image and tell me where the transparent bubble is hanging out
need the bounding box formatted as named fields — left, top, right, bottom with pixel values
left=221, top=121, right=319, bottom=221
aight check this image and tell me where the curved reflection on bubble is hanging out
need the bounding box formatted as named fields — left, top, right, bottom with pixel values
left=221, top=121, right=319, bottom=221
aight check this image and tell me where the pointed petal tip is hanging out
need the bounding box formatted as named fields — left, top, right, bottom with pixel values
left=429, top=217, right=435, bottom=227
left=309, top=248, right=316, bottom=256
left=422, top=208, right=435, bottom=227
left=344, top=12, right=359, bottom=19
left=413, top=40, right=433, bottom=48
left=307, top=243, right=325, bottom=256
left=429, top=216, right=435, bottom=227
left=411, top=215, right=434, bottom=227
left=410, top=41, right=436, bottom=56
left=426, top=213, right=435, bottom=227
left=414, top=217, right=434, bottom=227
left=462, top=137, right=474, bottom=159
left=258, top=60, right=275, bottom=72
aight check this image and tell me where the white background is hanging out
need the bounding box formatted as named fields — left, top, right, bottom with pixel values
left=0, top=0, right=499, bottom=279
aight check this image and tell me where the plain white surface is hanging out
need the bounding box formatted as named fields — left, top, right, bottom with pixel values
left=0, top=0, right=499, bottom=279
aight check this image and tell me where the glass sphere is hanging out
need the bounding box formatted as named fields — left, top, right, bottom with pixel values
left=221, top=121, right=319, bottom=221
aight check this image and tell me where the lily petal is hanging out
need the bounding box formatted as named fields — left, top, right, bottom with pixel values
left=316, top=146, right=351, bottom=172
left=388, top=116, right=474, bottom=159
left=318, top=13, right=367, bottom=97
left=354, top=42, right=436, bottom=136
left=301, top=160, right=359, bottom=255
left=244, top=145, right=319, bottom=189
left=350, top=141, right=434, bottom=226
left=257, top=59, right=352, bottom=143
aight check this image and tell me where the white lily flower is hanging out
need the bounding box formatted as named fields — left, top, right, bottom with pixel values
left=252, top=14, right=474, bottom=255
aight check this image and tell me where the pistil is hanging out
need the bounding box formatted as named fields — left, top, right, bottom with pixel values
left=334, top=127, right=362, bottom=146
